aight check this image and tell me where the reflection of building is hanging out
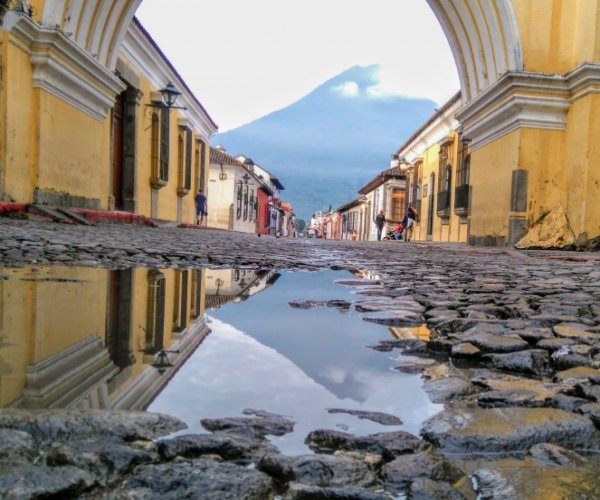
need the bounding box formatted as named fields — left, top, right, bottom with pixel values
left=389, top=326, right=432, bottom=342
left=204, top=269, right=280, bottom=311
left=0, top=267, right=209, bottom=411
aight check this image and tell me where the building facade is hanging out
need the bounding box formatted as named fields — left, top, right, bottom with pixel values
left=0, top=4, right=217, bottom=224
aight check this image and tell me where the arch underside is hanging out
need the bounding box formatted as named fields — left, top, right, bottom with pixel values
left=40, top=0, right=142, bottom=70
left=425, top=0, right=523, bottom=103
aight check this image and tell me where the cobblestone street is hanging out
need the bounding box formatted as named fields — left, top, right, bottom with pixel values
left=2, top=218, right=600, bottom=498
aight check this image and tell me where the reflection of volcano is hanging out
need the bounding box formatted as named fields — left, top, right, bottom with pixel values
left=149, top=317, right=441, bottom=454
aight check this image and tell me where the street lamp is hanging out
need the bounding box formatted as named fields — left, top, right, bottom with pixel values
left=151, top=349, right=179, bottom=375
left=147, top=81, right=187, bottom=110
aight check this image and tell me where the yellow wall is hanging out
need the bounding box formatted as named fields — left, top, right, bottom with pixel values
left=0, top=266, right=208, bottom=409
left=37, top=93, right=110, bottom=206
left=128, top=66, right=201, bottom=223
left=0, top=267, right=107, bottom=407
left=468, top=133, right=519, bottom=241
left=514, top=0, right=600, bottom=74
left=411, top=133, right=468, bottom=243
left=2, top=36, right=36, bottom=202
left=561, top=93, right=600, bottom=239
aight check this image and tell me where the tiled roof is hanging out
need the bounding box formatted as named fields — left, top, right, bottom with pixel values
left=358, top=166, right=406, bottom=194
left=210, top=148, right=244, bottom=166
left=336, top=197, right=362, bottom=212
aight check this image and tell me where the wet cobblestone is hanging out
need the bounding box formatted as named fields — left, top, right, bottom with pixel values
left=2, top=219, right=600, bottom=497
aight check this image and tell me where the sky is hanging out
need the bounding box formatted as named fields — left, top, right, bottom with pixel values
left=136, top=0, right=460, bottom=132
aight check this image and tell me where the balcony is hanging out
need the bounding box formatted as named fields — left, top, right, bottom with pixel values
left=454, top=185, right=470, bottom=218
left=436, top=190, right=450, bottom=218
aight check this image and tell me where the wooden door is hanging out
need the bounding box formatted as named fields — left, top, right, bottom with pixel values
left=112, top=94, right=124, bottom=210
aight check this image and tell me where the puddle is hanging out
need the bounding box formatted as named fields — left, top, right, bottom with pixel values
left=0, top=265, right=441, bottom=455
left=149, top=269, right=442, bottom=454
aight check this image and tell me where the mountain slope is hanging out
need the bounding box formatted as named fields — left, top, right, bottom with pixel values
left=214, top=65, right=436, bottom=220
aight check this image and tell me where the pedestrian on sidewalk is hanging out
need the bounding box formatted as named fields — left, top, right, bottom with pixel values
left=375, top=209, right=386, bottom=241
left=195, top=189, right=207, bottom=226
left=403, top=206, right=418, bottom=241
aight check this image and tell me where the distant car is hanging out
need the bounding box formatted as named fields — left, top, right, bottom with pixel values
left=307, top=228, right=317, bottom=238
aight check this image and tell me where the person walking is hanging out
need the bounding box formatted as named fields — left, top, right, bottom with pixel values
left=375, top=209, right=386, bottom=241
left=403, top=206, right=418, bottom=241
left=195, top=189, right=207, bottom=226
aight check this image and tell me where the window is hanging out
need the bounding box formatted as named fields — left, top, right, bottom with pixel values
left=177, top=127, right=193, bottom=195
left=195, top=139, right=207, bottom=192
left=150, top=112, right=160, bottom=180
left=146, top=271, right=166, bottom=354
left=190, top=270, right=202, bottom=319
left=185, top=128, right=192, bottom=190
left=243, top=185, right=249, bottom=220
left=437, top=140, right=452, bottom=193
left=390, top=188, right=405, bottom=221
left=150, top=108, right=170, bottom=186
left=172, top=270, right=188, bottom=333
left=249, top=189, right=255, bottom=221
left=454, top=138, right=471, bottom=213
left=456, top=139, right=470, bottom=187
left=160, top=107, right=169, bottom=181
left=236, top=182, right=243, bottom=219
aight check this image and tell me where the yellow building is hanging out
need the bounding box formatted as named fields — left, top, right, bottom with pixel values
left=0, top=266, right=208, bottom=410
left=0, top=3, right=217, bottom=224
left=423, top=0, right=600, bottom=247
left=395, top=93, right=469, bottom=243
left=2, top=1, right=600, bottom=243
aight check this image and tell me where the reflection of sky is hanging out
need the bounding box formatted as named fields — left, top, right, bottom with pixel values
left=149, top=270, right=442, bottom=455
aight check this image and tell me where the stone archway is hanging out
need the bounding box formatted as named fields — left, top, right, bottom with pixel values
left=40, top=0, right=142, bottom=70
left=425, top=0, right=523, bottom=103
left=39, top=1, right=523, bottom=106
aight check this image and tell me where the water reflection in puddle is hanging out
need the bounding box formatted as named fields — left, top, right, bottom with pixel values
left=149, top=269, right=442, bottom=455
left=0, top=265, right=441, bottom=456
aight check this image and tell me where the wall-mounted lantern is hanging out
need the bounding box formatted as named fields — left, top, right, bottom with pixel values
left=151, top=349, right=179, bottom=375
left=147, top=81, right=187, bottom=110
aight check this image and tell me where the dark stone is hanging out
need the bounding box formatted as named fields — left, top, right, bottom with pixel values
left=484, top=349, right=550, bottom=375
left=257, top=453, right=375, bottom=488
left=0, top=428, right=36, bottom=463
left=201, top=415, right=295, bottom=437
left=408, top=477, right=467, bottom=499
left=421, top=408, right=596, bottom=456
left=0, top=464, right=94, bottom=499
left=158, top=432, right=276, bottom=462
left=393, top=357, right=438, bottom=373
left=577, top=402, right=600, bottom=427
left=326, top=409, right=403, bottom=426
left=423, top=377, right=474, bottom=403
left=551, top=393, right=589, bottom=412
left=553, top=353, right=593, bottom=370
left=529, top=443, right=587, bottom=466
left=0, top=410, right=186, bottom=444
left=283, top=483, right=389, bottom=500
left=460, top=333, right=529, bottom=353
left=451, top=342, right=481, bottom=358
left=46, top=439, right=158, bottom=486
left=517, top=327, right=554, bottom=343
left=109, top=458, right=274, bottom=499
left=380, top=451, right=464, bottom=494
left=304, top=429, right=422, bottom=460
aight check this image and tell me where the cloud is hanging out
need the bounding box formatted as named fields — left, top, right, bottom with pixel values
left=331, top=81, right=360, bottom=97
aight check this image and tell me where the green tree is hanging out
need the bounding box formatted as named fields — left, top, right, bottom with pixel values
left=296, top=219, right=306, bottom=233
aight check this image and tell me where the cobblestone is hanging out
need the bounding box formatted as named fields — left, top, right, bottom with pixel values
left=2, top=218, right=600, bottom=496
